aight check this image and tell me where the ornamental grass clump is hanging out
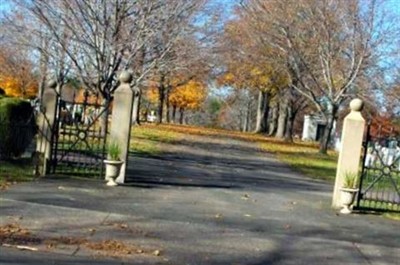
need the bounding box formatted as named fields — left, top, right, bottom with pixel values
left=107, top=142, right=121, bottom=161
left=343, top=172, right=359, bottom=189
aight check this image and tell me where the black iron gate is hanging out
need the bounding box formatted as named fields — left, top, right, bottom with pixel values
left=50, top=91, right=110, bottom=177
left=356, top=126, right=400, bottom=212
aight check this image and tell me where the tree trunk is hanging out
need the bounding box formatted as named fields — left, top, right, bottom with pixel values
left=254, top=90, right=269, bottom=133
left=242, top=111, right=248, bottom=132
left=157, top=85, right=165, bottom=124
left=262, top=93, right=270, bottom=133
left=247, top=101, right=252, bottom=132
left=172, top=105, right=177, bottom=123
left=319, top=106, right=337, bottom=154
left=38, top=62, right=48, bottom=101
left=131, top=87, right=141, bottom=126
left=165, top=89, right=170, bottom=123
left=179, top=107, right=184, bottom=124
left=276, top=100, right=288, bottom=138
left=268, top=104, right=279, bottom=135
left=242, top=100, right=251, bottom=132
left=100, top=98, right=110, bottom=137
left=284, top=105, right=295, bottom=142
left=254, top=90, right=264, bottom=133
left=38, top=36, right=49, bottom=101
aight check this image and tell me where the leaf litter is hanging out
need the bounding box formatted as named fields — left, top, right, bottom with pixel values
left=0, top=223, right=162, bottom=258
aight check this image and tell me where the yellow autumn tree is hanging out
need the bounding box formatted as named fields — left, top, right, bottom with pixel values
left=218, top=19, right=289, bottom=133
left=146, top=78, right=207, bottom=124
left=170, top=80, right=206, bottom=110
left=0, top=46, right=38, bottom=98
left=158, top=80, right=207, bottom=124
left=0, top=75, right=38, bottom=98
left=146, top=81, right=159, bottom=105
left=171, top=80, right=207, bottom=124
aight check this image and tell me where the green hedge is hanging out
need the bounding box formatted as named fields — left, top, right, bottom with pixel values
left=0, top=97, right=37, bottom=159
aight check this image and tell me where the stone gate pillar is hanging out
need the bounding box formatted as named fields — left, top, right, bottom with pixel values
left=110, top=71, right=134, bottom=183
left=35, top=80, right=58, bottom=175
left=332, top=99, right=365, bottom=208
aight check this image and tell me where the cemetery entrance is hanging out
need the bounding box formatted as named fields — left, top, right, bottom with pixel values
left=49, top=91, right=110, bottom=177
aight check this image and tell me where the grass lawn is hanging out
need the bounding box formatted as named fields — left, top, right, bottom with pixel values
left=384, top=212, right=400, bottom=221
left=129, top=124, right=181, bottom=155
left=262, top=142, right=338, bottom=182
left=0, top=158, right=36, bottom=189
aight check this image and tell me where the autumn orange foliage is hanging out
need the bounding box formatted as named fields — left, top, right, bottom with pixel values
left=218, top=20, right=289, bottom=93
left=74, top=89, right=103, bottom=104
left=169, top=80, right=206, bottom=110
left=369, top=115, right=400, bottom=138
left=0, top=46, right=38, bottom=98
left=0, top=75, right=37, bottom=98
left=147, top=79, right=207, bottom=110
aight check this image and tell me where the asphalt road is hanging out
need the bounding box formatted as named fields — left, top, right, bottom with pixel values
left=1, top=133, right=399, bottom=264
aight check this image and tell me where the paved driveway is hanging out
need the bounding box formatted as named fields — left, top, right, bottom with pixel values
left=1, top=133, right=399, bottom=264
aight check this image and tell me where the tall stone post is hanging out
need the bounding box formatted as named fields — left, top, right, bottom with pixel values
left=110, top=71, right=134, bottom=183
left=332, top=99, right=365, bottom=208
left=35, top=80, right=58, bottom=175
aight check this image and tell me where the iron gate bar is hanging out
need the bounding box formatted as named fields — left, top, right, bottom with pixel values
left=50, top=99, right=61, bottom=174
left=50, top=93, right=110, bottom=178
left=356, top=123, right=400, bottom=212
left=357, top=123, right=371, bottom=208
left=363, top=173, right=386, bottom=194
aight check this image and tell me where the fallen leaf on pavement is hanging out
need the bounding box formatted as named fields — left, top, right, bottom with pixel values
left=116, top=223, right=128, bottom=229
left=215, top=213, right=223, bottom=219
left=0, top=181, right=12, bottom=190
left=85, top=239, right=159, bottom=257
left=0, top=224, right=41, bottom=246
left=7, top=216, right=23, bottom=221
left=45, top=236, right=88, bottom=246
left=241, top=194, right=250, bottom=200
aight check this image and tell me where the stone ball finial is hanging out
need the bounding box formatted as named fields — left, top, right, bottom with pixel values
left=47, top=79, right=57, bottom=89
left=119, top=71, right=133, bottom=84
left=350, top=98, right=363, bottom=112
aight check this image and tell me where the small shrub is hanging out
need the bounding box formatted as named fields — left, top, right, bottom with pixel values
left=0, top=97, right=37, bottom=159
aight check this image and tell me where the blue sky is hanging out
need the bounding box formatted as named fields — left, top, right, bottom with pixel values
left=0, top=0, right=11, bottom=11
left=384, top=0, right=400, bottom=11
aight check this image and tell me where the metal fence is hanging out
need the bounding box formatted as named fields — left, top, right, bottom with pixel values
left=1, top=96, right=110, bottom=179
